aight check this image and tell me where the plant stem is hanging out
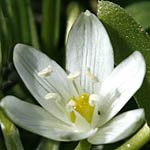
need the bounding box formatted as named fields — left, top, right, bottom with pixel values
left=0, top=108, right=24, bottom=150
left=74, top=140, right=91, bottom=150
left=36, top=138, right=59, bottom=150
left=116, top=123, right=150, bottom=150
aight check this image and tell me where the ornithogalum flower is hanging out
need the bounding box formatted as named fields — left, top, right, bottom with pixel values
left=0, top=10, right=146, bottom=144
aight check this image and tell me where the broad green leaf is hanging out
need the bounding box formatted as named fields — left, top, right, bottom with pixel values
left=36, top=138, right=59, bottom=150
left=126, top=2, right=150, bottom=29
left=0, top=108, right=24, bottom=150
left=97, top=1, right=150, bottom=124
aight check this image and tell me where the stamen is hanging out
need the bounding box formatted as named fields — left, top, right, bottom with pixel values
left=67, top=72, right=81, bottom=98
left=67, top=72, right=80, bottom=80
left=86, top=68, right=98, bottom=81
left=66, top=100, right=76, bottom=112
left=38, top=65, right=52, bottom=77
left=89, top=94, right=99, bottom=106
left=45, top=93, right=57, bottom=100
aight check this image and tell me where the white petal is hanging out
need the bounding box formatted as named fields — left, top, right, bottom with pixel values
left=13, top=44, right=74, bottom=123
left=1, top=96, right=97, bottom=141
left=66, top=10, right=114, bottom=94
left=88, top=109, right=144, bottom=144
left=73, top=111, right=92, bottom=131
left=92, top=51, right=146, bottom=128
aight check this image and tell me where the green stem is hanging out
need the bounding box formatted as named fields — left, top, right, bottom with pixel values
left=36, top=138, right=59, bottom=150
left=116, top=123, right=150, bottom=150
left=0, top=108, right=24, bottom=150
left=41, top=0, right=61, bottom=57
left=74, top=140, right=91, bottom=150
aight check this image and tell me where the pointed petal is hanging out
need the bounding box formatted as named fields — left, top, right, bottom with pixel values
left=13, top=44, right=73, bottom=123
left=92, top=51, right=146, bottom=128
left=88, top=109, right=144, bottom=144
left=66, top=10, right=114, bottom=94
left=1, top=96, right=97, bottom=141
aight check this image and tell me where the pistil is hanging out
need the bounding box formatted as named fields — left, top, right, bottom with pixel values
left=69, top=94, right=95, bottom=123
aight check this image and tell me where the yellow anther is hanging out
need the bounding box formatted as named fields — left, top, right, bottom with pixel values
left=38, top=65, right=52, bottom=77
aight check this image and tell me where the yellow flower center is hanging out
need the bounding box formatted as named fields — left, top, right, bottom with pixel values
left=70, top=94, right=95, bottom=123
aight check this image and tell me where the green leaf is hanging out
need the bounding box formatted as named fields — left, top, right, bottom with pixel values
left=0, top=16, right=12, bottom=66
left=126, top=2, right=150, bottom=29
left=0, top=0, right=16, bottom=44
left=27, top=3, right=40, bottom=49
left=36, top=138, right=59, bottom=150
left=41, top=0, right=61, bottom=57
left=97, top=1, right=150, bottom=124
left=0, top=108, right=24, bottom=150
left=0, top=0, right=23, bottom=43
left=0, top=0, right=39, bottom=67
left=65, top=2, right=83, bottom=44
left=15, top=0, right=39, bottom=48
left=0, top=0, right=39, bottom=48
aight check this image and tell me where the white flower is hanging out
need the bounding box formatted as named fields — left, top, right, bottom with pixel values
left=0, top=10, right=146, bottom=144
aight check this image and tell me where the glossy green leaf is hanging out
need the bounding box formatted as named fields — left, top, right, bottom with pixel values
left=126, top=2, right=150, bottom=29
left=0, top=108, right=24, bottom=150
left=36, top=138, right=59, bottom=150
left=97, top=1, right=150, bottom=124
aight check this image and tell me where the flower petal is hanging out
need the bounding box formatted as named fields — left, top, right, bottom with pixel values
left=88, top=109, right=144, bottom=144
left=73, top=110, right=92, bottom=131
left=1, top=96, right=97, bottom=141
left=66, top=10, right=114, bottom=94
left=92, top=51, right=146, bottom=128
left=13, top=44, right=74, bottom=123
